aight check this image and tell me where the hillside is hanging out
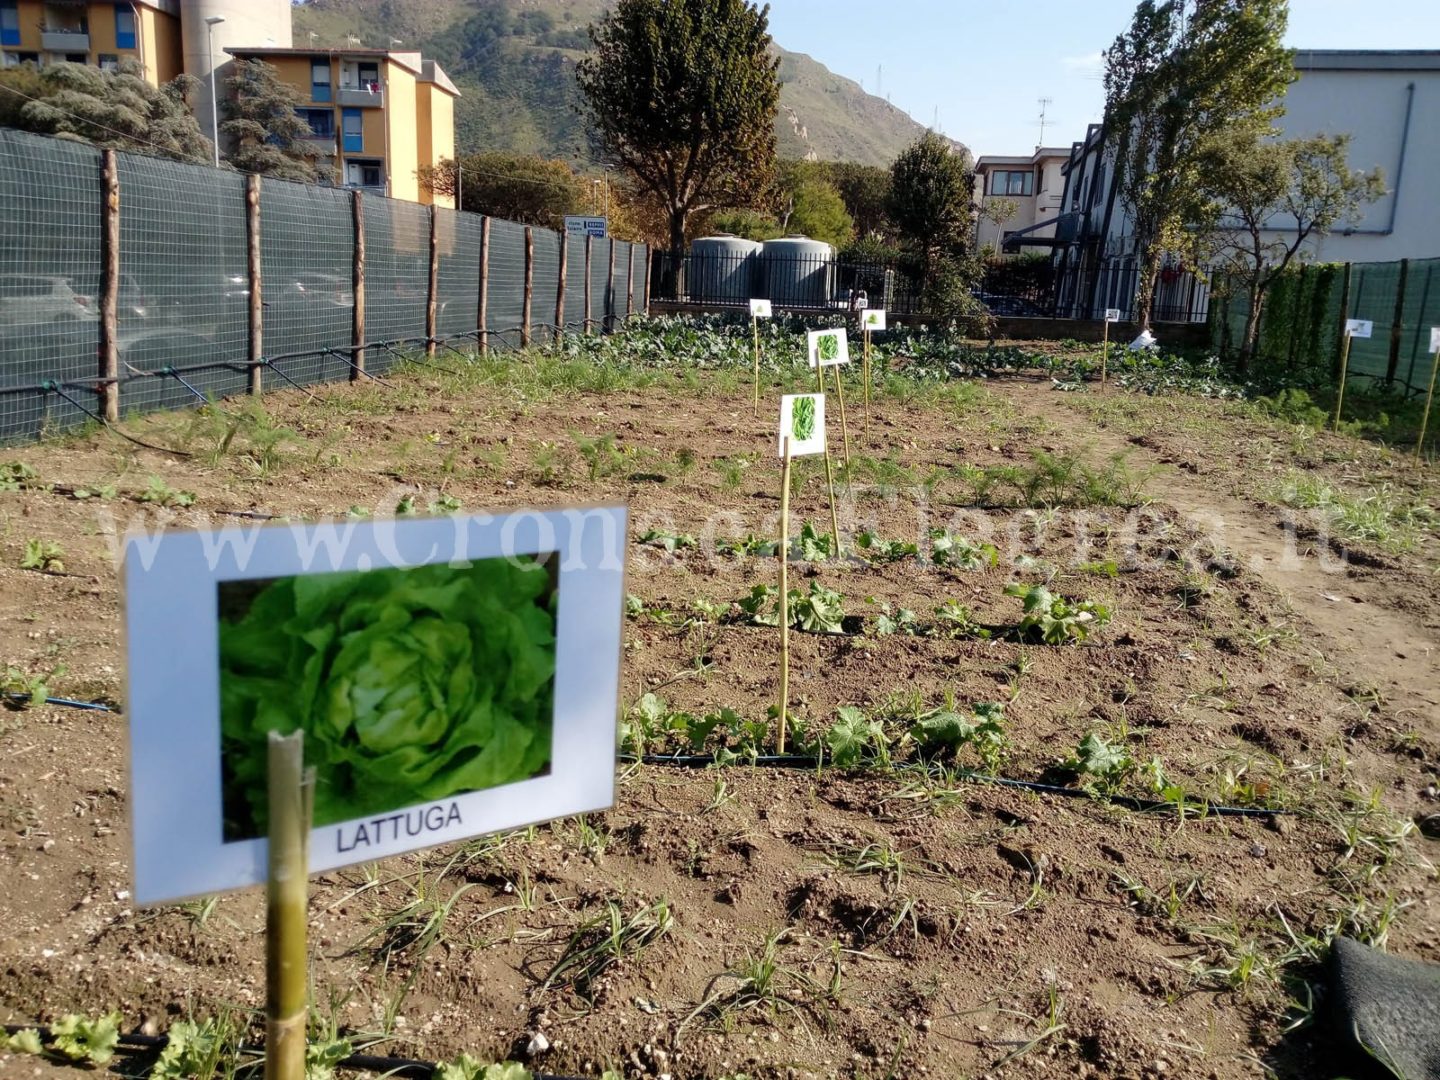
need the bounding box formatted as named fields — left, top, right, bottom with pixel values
left=290, top=0, right=965, bottom=168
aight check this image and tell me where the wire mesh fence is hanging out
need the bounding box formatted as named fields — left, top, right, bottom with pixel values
left=0, top=130, right=647, bottom=443
left=1210, top=257, right=1440, bottom=395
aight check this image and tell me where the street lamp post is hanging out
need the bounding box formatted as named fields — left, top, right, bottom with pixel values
left=205, top=15, right=225, bottom=168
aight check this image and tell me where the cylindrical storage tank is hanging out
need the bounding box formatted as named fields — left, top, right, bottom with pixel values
left=181, top=0, right=295, bottom=149
left=688, top=236, right=762, bottom=305
left=761, top=237, right=835, bottom=309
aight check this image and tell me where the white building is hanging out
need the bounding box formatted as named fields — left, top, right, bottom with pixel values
left=1034, top=50, right=1440, bottom=320
left=972, top=147, right=1071, bottom=254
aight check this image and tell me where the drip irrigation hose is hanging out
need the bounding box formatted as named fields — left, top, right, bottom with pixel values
left=3, top=693, right=116, bottom=712
left=0, top=1026, right=583, bottom=1080
left=622, top=753, right=1287, bottom=818
left=42, top=382, right=191, bottom=458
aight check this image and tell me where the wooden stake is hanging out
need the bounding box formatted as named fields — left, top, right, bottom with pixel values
left=862, top=327, right=871, bottom=439
left=246, top=173, right=263, bottom=395
left=777, top=436, right=792, bottom=755
left=477, top=216, right=490, bottom=355
left=265, top=731, right=313, bottom=1080
left=521, top=226, right=534, bottom=349
left=814, top=364, right=843, bottom=558
left=351, top=191, right=366, bottom=380
left=1417, top=346, right=1440, bottom=460
left=1332, top=332, right=1353, bottom=429
left=99, top=149, right=119, bottom=423
left=752, top=316, right=760, bottom=414
left=831, top=363, right=852, bottom=474
left=425, top=205, right=439, bottom=359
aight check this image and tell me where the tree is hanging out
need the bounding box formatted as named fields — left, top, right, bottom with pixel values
left=418, top=151, right=588, bottom=229
left=818, top=161, right=894, bottom=240
left=576, top=0, right=781, bottom=254
left=780, top=174, right=852, bottom=248
left=1198, top=131, right=1384, bottom=373
left=1103, top=0, right=1293, bottom=328
left=9, top=59, right=210, bottom=163
left=222, top=59, right=326, bottom=182
left=888, top=131, right=982, bottom=313
left=978, top=197, right=1018, bottom=255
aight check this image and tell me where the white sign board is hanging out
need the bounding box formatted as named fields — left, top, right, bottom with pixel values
left=125, top=507, right=627, bottom=905
left=779, top=394, right=826, bottom=458
left=807, top=328, right=850, bottom=368
left=564, top=216, right=609, bottom=239
left=1104, top=308, right=1122, bottom=323
left=1430, top=326, right=1440, bottom=354
left=860, top=309, right=887, bottom=332
left=749, top=299, right=772, bottom=318
left=1345, top=319, right=1373, bottom=339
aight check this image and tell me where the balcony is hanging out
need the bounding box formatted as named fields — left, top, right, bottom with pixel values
left=41, top=28, right=90, bottom=51
left=336, top=85, right=383, bottom=108
left=343, top=182, right=388, bottom=197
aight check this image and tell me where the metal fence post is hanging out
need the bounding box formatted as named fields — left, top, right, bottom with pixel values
left=556, top=232, right=568, bottom=343
left=351, top=191, right=366, bottom=380
left=644, top=247, right=653, bottom=315
left=478, top=216, right=490, bottom=355
left=584, top=235, right=594, bottom=333
left=606, top=238, right=616, bottom=332
left=1386, top=257, right=1408, bottom=385
left=99, top=149, right=120, bottom=423
left=522, top=225, right=534, bottom=348
left=426, top=205, right=439, bottom=359
left=246, top=173, right=263, bottom=395
left=627, top=244, right=636, bottom=317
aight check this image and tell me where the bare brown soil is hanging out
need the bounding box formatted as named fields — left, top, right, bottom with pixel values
left=0, top=362, right=1436, bottom=1079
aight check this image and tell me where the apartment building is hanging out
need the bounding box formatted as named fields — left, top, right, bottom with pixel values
left=972, top=147, right=1071, bottom=254
left=225, top=46, right=457, bottom=206
left=1, top=0, right=182, bottom=83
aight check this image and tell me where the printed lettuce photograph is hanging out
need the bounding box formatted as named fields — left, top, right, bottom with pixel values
left=218, top=555, right=557, bottom=841
left=817, top=333, right=840, bottom=362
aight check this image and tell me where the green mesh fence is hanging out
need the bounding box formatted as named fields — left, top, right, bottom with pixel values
left=1213, top=257, right=1440, bottom=395
left=0, top=132, right=646, bottom=443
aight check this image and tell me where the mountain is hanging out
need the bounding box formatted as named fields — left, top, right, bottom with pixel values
left=290, top=0, right=965, bottom=168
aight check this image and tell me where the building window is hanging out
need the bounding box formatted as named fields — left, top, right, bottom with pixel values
left=357, top=61, right=379, bottom=92
left=64, top=52, right=86, bottom=63
left=3, top=49, right=37, bottom=66
left=311, top=58, right=331, bottom=102
left=341, top=107, right=363, bottom=152
left=98, top=53, right=118, bottom=72
left=991, top=170, right=1034, bottom=197
left=114, top=4, right=136, bottom=50
left=346, top=160, right=382, bottom=188
left=299, top=107, right=334, bottom=139
left=0, top=2, right=19, bottom=48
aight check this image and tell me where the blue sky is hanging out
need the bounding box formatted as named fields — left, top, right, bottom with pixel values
left=763, top=0, right=1439, bottom=157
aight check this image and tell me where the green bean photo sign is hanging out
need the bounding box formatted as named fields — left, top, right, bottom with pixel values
left=124, top=507, right=628, bottom=905
left=807, top=328, right=850, bottom=368
left=779, top=393, right=827, bottom=457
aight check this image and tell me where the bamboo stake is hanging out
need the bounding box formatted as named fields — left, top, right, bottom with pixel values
left=777, top=436, right=792, bottom=755
left=99, top=149, right=119, bottom=422
left=265, top=731, right=313, bottom=1080
left=1418, top=342, right=1440, bottom=460
left=752, top=316, right=760, bottom=414
left=814, top=364, right=843, bottom=557
left=862, top=327, right=871, bottom=439
left=246, top=173, right=263, bottom=396
left=831, top=363, right=852, bottom=473
left=1332, top=332, right=1354, bottom=429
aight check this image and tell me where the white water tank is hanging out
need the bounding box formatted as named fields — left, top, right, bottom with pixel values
left=761, top=236, right=835, bottom=309
left=180, top=0, right=294, bottom=149
left=689, top=236, right=762, bottom=304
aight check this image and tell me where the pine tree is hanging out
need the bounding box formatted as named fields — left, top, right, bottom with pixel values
left=221, top=59, right=326, bottom=183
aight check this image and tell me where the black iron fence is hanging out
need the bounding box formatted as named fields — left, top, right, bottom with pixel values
left=1053, top=260, right=1211, bottom=324
left=649, top=251, right=923, bottom=314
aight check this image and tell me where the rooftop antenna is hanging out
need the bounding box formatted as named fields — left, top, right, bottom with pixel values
left=1037, top=97, right=1053, bottom=147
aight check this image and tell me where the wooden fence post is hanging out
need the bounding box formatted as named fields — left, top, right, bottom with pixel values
left=246, top=173, right=263, bottom=395
left=627, top=244, right=636, bottom=317
left=556, top=232, right=568, bottom=343
left=351, top=191, right=366, bottom=380
left=1386, top=258, right=1408, bottom=385
left=478, top=216, right=490, bottom=355
left=522, top=226, right=534, bottom=348
left=606, top=238, right=616, bottom=333
left=584, top=235, right=594, bottom=333
left=1333, top=262, right=1352, bottom=382
left=425, top=205, right=439, bottom=359
left=99, top=149, right=120, bottom=423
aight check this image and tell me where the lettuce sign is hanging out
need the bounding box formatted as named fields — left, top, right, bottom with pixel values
left=125, top=507, right=627, bottom=905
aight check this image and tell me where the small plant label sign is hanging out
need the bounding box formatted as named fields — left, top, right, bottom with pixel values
left=861, top=309, right=887, bottom=332
left=807, top=328, right=850, bottom=368
left=124, top=506, right=628, bottom=905
left=1345, top=319, right=1373, bottom=339
left=1104, top=308, right=1122, bottom=323
left=1429, top=326, right=1440, bottom=353
left=778, top=394, right=826, bottom=457
left=750, top=299, right=772, bottom=318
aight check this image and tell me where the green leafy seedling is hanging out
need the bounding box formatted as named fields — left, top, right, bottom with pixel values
left=1005, top=583, right=1111, bottom=644
left=20, top=539, right=64, bottom=574
left=48, top=1012, right=122, bottom=1066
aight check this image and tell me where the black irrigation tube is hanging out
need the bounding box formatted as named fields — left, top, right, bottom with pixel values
left=625, top=753, right=1288, bottom=818
left=3, top=692, right=116, bottom=712
left=0, top=1026, right=584, bottom=1080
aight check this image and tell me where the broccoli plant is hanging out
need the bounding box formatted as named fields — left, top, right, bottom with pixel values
left=1004, top=583, right=1111, bottom=644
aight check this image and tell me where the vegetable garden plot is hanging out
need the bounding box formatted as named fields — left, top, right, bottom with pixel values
left=0, top=338, right=1436, bottom=1080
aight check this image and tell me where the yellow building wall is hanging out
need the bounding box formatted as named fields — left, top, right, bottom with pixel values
left=381, top=61, right=418, bottom=202
left=11, top=1, right=43, bottom=52
left=417, top=84, right=455, bottom=208
left=135, top=5, right=182, bottom=84
left=88, top=3, right=118, bottom=52
left=260, top=54, right=315, bottom=99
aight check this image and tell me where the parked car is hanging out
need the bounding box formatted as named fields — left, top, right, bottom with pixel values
left=0, top=274, right=98, bottom=327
